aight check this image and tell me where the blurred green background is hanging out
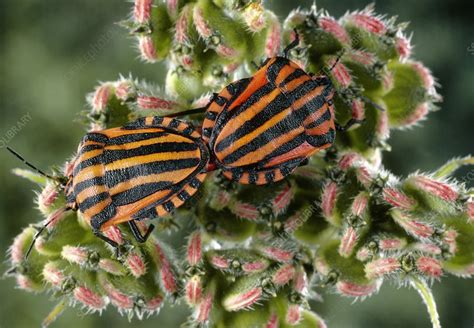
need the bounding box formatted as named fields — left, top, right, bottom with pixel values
left=0, top=0, right=473, bottom=327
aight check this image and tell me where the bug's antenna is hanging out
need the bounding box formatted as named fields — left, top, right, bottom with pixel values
left=327, top=49, right=346, bottom=73
left=6, top=146, right=58, bottom=181
left=360, top=95, right=386, bottom=112
left=283, top=29, right=300, bottom=59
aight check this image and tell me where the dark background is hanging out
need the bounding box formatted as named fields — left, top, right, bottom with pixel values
left=0, top=1, right=473, bottom=327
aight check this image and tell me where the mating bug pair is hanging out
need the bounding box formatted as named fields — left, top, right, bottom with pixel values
left=9, top=34, right=364, bottom=256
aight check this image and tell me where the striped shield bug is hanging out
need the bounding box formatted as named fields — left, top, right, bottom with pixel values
left=198, top=34, right=358, bottom=185
left=8, top=116, right=209, bottom=256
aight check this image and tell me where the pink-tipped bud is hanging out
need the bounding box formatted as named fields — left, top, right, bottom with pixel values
left=260, top=246, right=294, bottom=263
left=98, top=259, right=126, bottom=276
left=193, top=7, right=212, bottom=38
left=352, top=193, right=369, bottom=217
left=138, top=36, right=158, bottom=62
left=42, top=262, right=65, bottom=287
left=272, top=184, right=293, bottom=215
left=38, top=184, right=59, bottom=214
left=416, top=257, right=443, bottom=278
left=10, top=228, right=34, bottom=264
left=351, top=99, right=365, bottom=121
left=242, top=260, right=269, bottom=273
left=336, top=280, right=380, bottom=297
left=223, top=287, right=262, bottom=311
left=410, top=176, right=458, bottom=202
left=286, top=304, right=302, bottom=325
left=412, top=242, right=442, bottom=255
left=383, top=187, right=416, bottom=210
left=391, top=210, right=434, bottom=239
left=376, top=110, right=390, bottom=140
left=166, top=0, right=178, bottom=18
left=187, top=231, right=202, bottom=266
left=186, top=275, right=202, bottom=305
left=365, top=258, right=401, bottom=279
left=321, top=182, right=338, bottom=220
left=134, top=0, right=152, bottom=24
left=104, top=226, right=124, bottom=245
left=348, top=12, right=386, bottom=35
left=16, top=275, right=38, bottom=291
left=356, top=166, right=374, bottom=188
left=396, top=34, right=412, bottom=60
left=216, top=44, right=239, bottom=59
left=339, top=227, right=358, bottom=258
left=101, top=280, right=134, bottom=310
left=92, top=83, right=113, bottom=112
left=382, top=70, right=394, bottom=91
left=73, top=286, right=107, bottom=311
left=114, top=79, right=135, bottom=102
left=175, top=8, right=191, bottom=44
left=349, top=50, right=376, bottom=66
left=319, top=17, right=350, bottom=44
left=273, top=264, right=296, bottom=286
left=242, top=3, right=265, bottom=32
left=266, top=313, right=279, bottom=328
left=293, top=268, right=308, bottom=294
left=443, top=229, right=458, bottom=254
left=265, top=14, right=281, bottom=57
left=402, top=102, right=430, bottom=126
left=232, top=202, right=259, bottom=220
left=196, top=293, right=213, bottom=323
left=330, top=60, right=351, bottom=87
left=136, top=95, right=178, bottom=111
left=378, top=237, right=406, bottom=251
left=61, top=246, right=89, bottom=265
left=153, top=243, right=177, bottom=294
left=338, top=153, right=361, bottom=170
left=356, top=247, right=372, bottom=262
left=411, top=62, right=435, bottom=90
left=466, top=201, right=474, bottom=221
left=209, top=255, right=230, bottom=269
left=125, top=250, right=147, bottom=278
left=146, top=294, right=164, bottom=312
left=314, top=258, right=330, bottom=276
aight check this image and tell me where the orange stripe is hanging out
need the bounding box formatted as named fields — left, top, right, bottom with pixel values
left=280, top=75, right=311, bottom=93
left=74, top=165, right=104, bottom=185
left=78, top=149, right=103, bottom=162
left=275, top=64, right=297, bottom=85
left=101, top=127, right=165, bottom=138
left=83, top=198, right=111, bottom=220
left=105, top=150, right=200, bottom=171
left=104, top=134, right=191, bottom=151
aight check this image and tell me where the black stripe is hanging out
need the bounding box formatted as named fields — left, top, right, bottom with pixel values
left=248, top=172, right=257, bottom=184
left=266, top=57, right=290, bottom=83
left=279, top=68, right=306, bottom=87
left=123, top=118, right=146, bottom=129
left=305, top=109, right=332, bottom=129
left=265, top=171, right=275, bottom=183
left=111, top=181, right=173, bottom=206
left=74, top=176, right=105, bottom=194
left=214, top=95, right=227, bottom=106
left=105, top=158, right=200, bottom=188
left=306, top=128, right=336, bottom=148
left=106, top=132, right=169, bottom=146
left=168, top=119, right=179, bottom=128
left=80, top=144, right=103, bottom=153
left=183, top=126, right=195, bottom=135
left=178, top=190, right=191, bottom=201
left=189, top=177, right=201, bottom=189
left=79, top=192, right=109, bottom=211
left=103, top=142, right=198, bottom=164
left=226, top=78, right=252, bottom=96
left=90, top=203, right=116, bottom=230
left=83, top=133, right=108, bottom=144
left=163, top=201, right=175, bottom=213
left=205, top=111, right=218, bottom=121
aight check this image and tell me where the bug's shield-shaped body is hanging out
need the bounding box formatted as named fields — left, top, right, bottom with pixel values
left=65, top=117, right=209, bottom=232
left=202, top=57, right=336, bottom=184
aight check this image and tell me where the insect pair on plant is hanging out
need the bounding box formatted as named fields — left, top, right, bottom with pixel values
left=8, top=33, right=372, bottom=256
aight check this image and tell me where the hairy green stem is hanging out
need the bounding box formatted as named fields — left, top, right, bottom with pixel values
left=410, top=276, right=441, bottom=328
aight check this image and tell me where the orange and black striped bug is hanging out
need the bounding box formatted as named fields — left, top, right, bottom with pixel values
left=8, top=116, right=209, bottom=255
left=196, top=33, right=362, bottom=185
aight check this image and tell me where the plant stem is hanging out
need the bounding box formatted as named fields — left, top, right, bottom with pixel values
left=409, top=276, right=441, bottom=328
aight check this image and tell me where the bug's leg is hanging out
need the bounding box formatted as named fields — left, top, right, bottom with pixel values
left=128, top=220, right=155, bottom=243
left=335, top=118, right=365, bottom=132
left=93, top=229, right=124, bottom=257
left=283, top=29, right=300, bottom=58
left=298, top=158, right=309, bottom=167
